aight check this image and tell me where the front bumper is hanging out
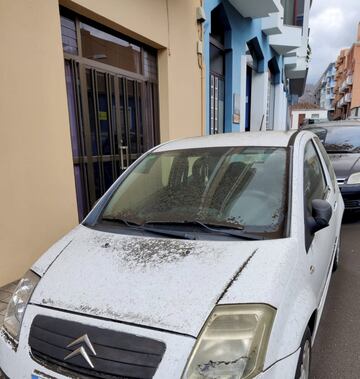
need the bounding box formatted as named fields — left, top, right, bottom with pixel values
left=0, top=305, right=300, bottom=379
left=339, top=184, right=360, bottom=210
left=0, top=304, right=196, bottom=379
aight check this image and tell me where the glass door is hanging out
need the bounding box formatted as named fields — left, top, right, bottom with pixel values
left=210, top=40, right=225, bottom=134
left=65, top=62, right=153, bottom=219
left=83, top=68, right=147, bottom=202
left=61, top=11, right=159, bottom=221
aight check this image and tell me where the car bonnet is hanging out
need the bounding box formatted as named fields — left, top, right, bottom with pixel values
left=329, top=153, right=360, bottom=179
left=30, top=225, right=293, bottom=337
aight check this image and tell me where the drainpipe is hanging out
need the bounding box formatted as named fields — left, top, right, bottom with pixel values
left=197, top=0, right=206, bottom=135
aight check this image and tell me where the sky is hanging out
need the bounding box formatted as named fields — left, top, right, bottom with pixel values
left=307, top=0, right=360, bottom=84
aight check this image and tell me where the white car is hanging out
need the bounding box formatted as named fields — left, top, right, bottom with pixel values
left=0, top=131, right=343, bottom=379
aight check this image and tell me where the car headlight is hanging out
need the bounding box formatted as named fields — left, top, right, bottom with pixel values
left=182, top=304, right=276, bottom=379
left=3, top=270, right=40, bottom=342
left=347, top=172, right=360, bottom=184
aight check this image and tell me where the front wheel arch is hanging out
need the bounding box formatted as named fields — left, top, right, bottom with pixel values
left=307, top=310, right=317, bottom=339
left=295, top=326, right=312, bottom=379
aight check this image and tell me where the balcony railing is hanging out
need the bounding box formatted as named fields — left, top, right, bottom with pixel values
left=269, top=24, right=302, bottom=55
left=345, top=93, right=352, bottom=103
left=229, top=0, right=279, bottom=18
left=340, top=81, right=348, bottom=93
left=346, top=75, right=353, bottom=85
left=337, top=97, right=346, bottom=107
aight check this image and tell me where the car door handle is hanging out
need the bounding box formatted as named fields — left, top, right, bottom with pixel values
left=333, top=200, right=337, bottom=210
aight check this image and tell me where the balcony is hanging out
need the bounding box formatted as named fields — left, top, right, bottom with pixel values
left=284, top=55, right=297, bottom=69
left=346, top=75, right=353, bottom=85
left=337, top=97, right=346, bottom=107
left=345, top=93, right=352, bottom=103
left=269, top=25, right=302, bottom=55
left=340, top=81, right=348, bottom=93
left=261, top=11, right=283, bottom=35
left=285, top=53, right=308, bottom=78
left=229, top=0, right=279, bottom=18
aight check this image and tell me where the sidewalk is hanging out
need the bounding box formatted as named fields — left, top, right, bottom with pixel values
left=0, top=282, right=18, bottom=325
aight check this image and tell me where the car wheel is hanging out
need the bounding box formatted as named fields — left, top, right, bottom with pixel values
left=295, top=327, right=311, bottom=379
left=332, top=238, right=340, bottom=272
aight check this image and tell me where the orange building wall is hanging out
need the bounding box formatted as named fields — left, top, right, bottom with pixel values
left=351, top=45, right=360, bottom=109
left=333, top=24, right=360, bottom=119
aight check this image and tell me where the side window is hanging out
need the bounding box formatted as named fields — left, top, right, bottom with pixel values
left=304, top=141, right=327, bottom=215
left=313, top=137, right=337, bottom=189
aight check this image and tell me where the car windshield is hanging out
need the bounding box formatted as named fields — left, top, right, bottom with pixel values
left=308, top=126, right=360, bottom=153
left=100, top=147, right=289, bottom=238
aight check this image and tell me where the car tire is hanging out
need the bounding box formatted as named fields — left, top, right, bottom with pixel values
left=332, top=238, right=340, bottom=272
left=295, top=326, right=312, bottom=379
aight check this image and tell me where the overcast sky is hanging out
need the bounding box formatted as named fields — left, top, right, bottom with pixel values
left=307, top=0, right=360, bottom=84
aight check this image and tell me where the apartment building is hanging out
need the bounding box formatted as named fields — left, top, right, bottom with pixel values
left=314, top=62, right=336, bottom=119
left=333, top=24, right=360, bottom=119
left=204, top=0, right=311, bottom=133
left=0, top=0, right=311, bottom=286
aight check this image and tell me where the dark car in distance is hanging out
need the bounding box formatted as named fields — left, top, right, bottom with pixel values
left=304, top=121, right=360, bottom=211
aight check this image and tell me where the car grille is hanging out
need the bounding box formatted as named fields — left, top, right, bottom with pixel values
left=344, top=199, right=360, bottom=208
left=28, top=315, right=166, bottom=379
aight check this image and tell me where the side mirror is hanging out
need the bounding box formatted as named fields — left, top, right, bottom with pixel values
left=307, top=199, right=332, bottom=234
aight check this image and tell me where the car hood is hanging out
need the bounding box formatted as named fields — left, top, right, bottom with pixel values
left=329, top=153, right=360, bottom=179
left=31, top=226, right=296, bottom=336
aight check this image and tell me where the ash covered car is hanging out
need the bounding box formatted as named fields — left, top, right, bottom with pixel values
left=304, top=121, right=360, bottom=212
left=0, top=131, right=343, bottom=379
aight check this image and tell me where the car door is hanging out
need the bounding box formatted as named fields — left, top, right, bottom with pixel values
left=303, top=139, right=336, bottom=305
left=313, top=135, right=343, bottom=237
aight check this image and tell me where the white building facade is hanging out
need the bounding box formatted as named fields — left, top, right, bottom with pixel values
left=314, top=62, right=336, bottom=119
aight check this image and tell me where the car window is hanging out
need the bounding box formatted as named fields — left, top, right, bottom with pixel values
left=101, top=146, right=289, bottom=238
left=304, top=141, right=328, bottom=215
left=306, top=126, right=360, bottom=153
left=313, top=137, right=337, bottom=190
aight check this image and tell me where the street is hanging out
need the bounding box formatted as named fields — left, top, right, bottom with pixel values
left=312, top=215, right=360, bottom=378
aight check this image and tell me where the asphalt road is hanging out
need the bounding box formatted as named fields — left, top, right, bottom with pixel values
left=312, top=214, right=360, bottom=378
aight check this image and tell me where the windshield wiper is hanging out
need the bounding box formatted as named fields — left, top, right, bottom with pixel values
left=101, top=217, right=196, bottom=240
left=143, top=220, right=264, bottom=241
left=102, top=218, right=263, bottom=240
left=102, top=217, right=140, bottom=227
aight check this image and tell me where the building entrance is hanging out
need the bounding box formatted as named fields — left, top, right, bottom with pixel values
left=61, top=11, right=159, bottom=219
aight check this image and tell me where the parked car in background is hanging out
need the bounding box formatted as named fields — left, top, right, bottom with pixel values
left=304, top=121, right=360, bottom=212
left=0, top=131, right=343, bottom=379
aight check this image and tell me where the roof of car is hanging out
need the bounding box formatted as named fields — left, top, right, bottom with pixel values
left=304, top=120, right=360, bottom=128
left=155, top=131, right=298, bottom=152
